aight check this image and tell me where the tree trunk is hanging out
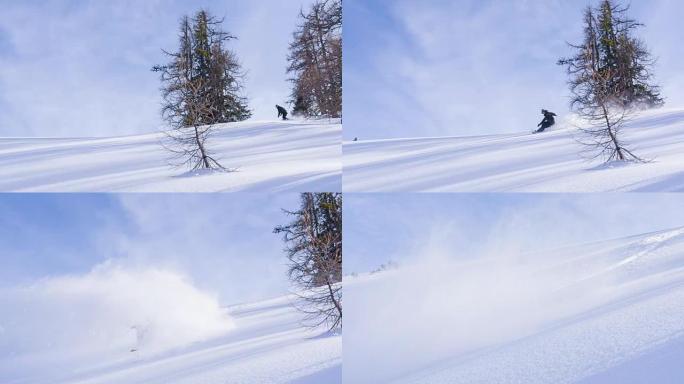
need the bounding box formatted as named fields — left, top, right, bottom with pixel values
left=326, top=280, right=342, bottom=321
left=601, top=104, right=625, bottom=160
left=194, top=126, right=211, bottom=168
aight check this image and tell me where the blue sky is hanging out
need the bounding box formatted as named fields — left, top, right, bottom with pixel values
left=344, top=193, right=684, bottom=274
left=0, top=0, right=312, bottom=137
left=0, top=193, right=300, bottom=304
left=344, top=0, right=684, bottom=140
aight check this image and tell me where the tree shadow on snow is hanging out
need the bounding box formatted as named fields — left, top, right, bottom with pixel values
left=586, top=159, right=646, bottom=171
left=173, top=167, right=239, bottom=178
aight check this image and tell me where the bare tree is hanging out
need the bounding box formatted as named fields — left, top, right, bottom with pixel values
left=274, top=193, right=342, bottom=331
left=575, top=71, right=643, bottom=162
left=287, top=0, right=342, bottom=118
left=558, top=3, right=653, bottom=163
left=161, top=77, right=225, bottom=170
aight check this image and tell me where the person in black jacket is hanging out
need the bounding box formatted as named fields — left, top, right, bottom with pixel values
left=276, top=105, right=288, bottom=120
left=536, top=109, right=557, bottom=133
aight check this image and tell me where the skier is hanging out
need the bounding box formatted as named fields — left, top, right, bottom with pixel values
left=535, top=109, right=557, bottom=133
left=276, top=105, right=288, bottom=120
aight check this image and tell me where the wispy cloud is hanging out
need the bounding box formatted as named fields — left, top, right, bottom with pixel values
left=109, top=193, right=297, bottom=304
left=0, top=193, right=298, bottom=304
left=345, top=0, right=684, bottom=139
left=0, top=0, right=312, bottom=137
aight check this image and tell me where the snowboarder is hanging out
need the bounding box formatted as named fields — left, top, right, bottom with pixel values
left=276, top=105, right=288, bottom=120
left=535, top=109, right=557, bottom=133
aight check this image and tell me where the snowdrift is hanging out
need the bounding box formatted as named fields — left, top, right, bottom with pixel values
left=0, top=266, right=341, bottom=384
left=0, top=119, right=341, bottom=192
left=344, top=227, right=684, bottom=383
left=344, top=108, right=684, bottom=192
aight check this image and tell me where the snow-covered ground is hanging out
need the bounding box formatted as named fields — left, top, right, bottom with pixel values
left=344, top=227, right=684, bottom=383
left=1, top=288, right=341, bottom=384
left=344, top=108, right=684, bottom=192
left=0, top=119, right=341, bottom=192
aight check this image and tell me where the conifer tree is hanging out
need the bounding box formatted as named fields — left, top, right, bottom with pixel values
left=558, top=0, right=660, bottom=163
left=154, top=10, right=251, bottom=170
left=274, top=193, right=342, bottom=331
left=287, top=0, right=342, bottom=118
left=594, top=0, right=663, bottom=108
left=560, top=0, right=662, bottom=111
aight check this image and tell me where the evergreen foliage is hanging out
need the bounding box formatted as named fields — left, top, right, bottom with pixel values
left=153, top=10, right=251, bottom=170
left=558, top=0, right=660, bottom=162
left=559, top=0, right=663, bottom=111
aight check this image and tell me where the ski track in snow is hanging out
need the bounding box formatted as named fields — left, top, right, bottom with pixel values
left=395, top=286, right=684, bottom=384
left=1, top=294, right=341, bottom=384
left=344, top=108, right=684, bottom=192
left=345, top=227, right=684, bottom=384
left=0, top=119, right=341, bottom=192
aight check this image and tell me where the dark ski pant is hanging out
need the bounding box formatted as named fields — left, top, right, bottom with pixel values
left=537, top=122, right=553, bottom=132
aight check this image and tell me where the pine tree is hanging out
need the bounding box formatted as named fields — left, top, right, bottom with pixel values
left=287, top=0, right=342, bottom=118
left=558, top=1, right=660, bottom=163
left=153, top=10, right=251, bottom=170
left=561, top=0, right=662, bottom=111
left=274, top=193, right=342, bottom=330
left=193, top=11, right=251, bottom=123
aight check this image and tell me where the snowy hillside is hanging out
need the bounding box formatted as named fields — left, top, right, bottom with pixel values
left=344, top=108, right=684, bottom=192
left=344, top=227, right=684, bottom=383
left=1, top=291, right=341, bottom=384
left=0, top=119, right=341, bottom=192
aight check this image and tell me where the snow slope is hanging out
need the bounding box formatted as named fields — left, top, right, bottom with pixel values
left=344, top=108, right=684, bottom=192
left=1, top=293, right=341, bottom=384
left=0, top=119, right=341, bottom=192
left=344, top=227, right=684, bottom=383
